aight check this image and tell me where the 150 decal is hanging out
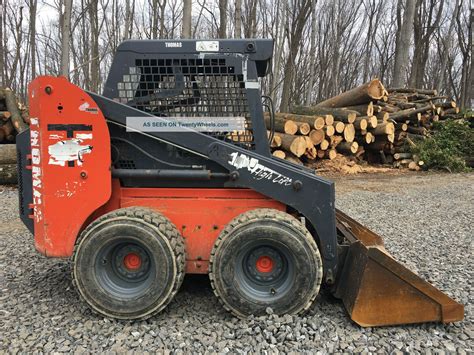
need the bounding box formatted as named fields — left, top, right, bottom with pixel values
left=228, top=152, right=292, bottom=186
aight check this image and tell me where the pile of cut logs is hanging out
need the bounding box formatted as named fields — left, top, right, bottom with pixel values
left=0, top=88, right=29, bottom=184
left=267, top=79, right=460, bottom=171
left=0, top=89, right=29, bottom=142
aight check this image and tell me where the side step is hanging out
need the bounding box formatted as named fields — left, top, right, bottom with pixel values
left=334, top=209, right=464, bottom=327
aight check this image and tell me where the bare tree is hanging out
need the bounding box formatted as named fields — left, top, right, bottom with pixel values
left=60, top=0, right=73, bottom=77
left=28, top=0, right=37, bottom=80
left=182, top=0, right=192, bottom=38
left=306, top=0, right=318, bottom=104
left=392, top=0, right=416, bottom=87
left=409, top=0, right=444, bottom=88
left=279, top=0, right=312, bottom=112
left=234, top=0, right=242, bottom=38
left=89, top=0, right=99, bottom=92
left=218, top=0, right=227, bottom=38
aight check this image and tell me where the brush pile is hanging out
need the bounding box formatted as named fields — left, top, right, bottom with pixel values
left=267, top=79, right=464, bottom=172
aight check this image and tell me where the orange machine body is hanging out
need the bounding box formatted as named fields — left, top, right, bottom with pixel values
left=27, top=76, right=284, bottom=272
left=96, top=181, right=285, bottom=273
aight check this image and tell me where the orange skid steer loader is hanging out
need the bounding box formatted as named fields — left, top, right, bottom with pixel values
left=16, top=39, right=463, bottom=326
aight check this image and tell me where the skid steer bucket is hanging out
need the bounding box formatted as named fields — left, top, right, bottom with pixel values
left=334, top=209, right=464, bottom=327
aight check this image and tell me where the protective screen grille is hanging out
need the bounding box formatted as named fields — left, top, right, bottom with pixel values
left=116, top=58, right=254, bottom=149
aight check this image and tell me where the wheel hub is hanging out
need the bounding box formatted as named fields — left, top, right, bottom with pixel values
left=246, top=246, right=284, bottom=283
left=114, top=244, right=150, bottom=280
left=256, top=255, right=274, bottom=273
left=123, top=252, right=142, bottom=270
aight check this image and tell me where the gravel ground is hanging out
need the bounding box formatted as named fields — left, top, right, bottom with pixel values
left=0, top=172, right=472, bottom=353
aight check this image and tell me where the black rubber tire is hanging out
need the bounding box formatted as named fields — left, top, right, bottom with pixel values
left=72, top=207, right=185, bottom=320
left=209, top=208, right=323, bottom=317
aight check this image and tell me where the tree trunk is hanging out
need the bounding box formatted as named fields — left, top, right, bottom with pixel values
left=89, top=0, right=100, bottom=92
left=306, top=0, right=317, bottom=105
left=60, top=0, right=73, bottom=78
left=218, top=0, right=227, bottom=38
left=29, top=0, right=37, bottom=80
left=392, top=0, right=416, bottom=87
left=182, top=0, right=192, bottom=38
left=279, top=0, right=312, bottom=112
left=234, top=0, right=241, bottom=38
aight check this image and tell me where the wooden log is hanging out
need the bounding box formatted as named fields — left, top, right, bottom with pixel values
left=356, top=132, right=372, bottom=144
left=324, top=149, right=337, bottom=160
left=343, top=124, right=355, bottom=142
left=264, top=115, right=298, bottom=135
left=272, top=150, right=286, bottom=159
left=344, top=102, right=374, bottom=116
left=295, top=121, right=311, bottom=135
left=317, top=150, right=325, bottom=159
left=378, top=102, right=401, bottom=113
left=437, top=101, right=457, bottom=109
left=376, top=112, right=389, bottom=122
left=291, top=106, right=357, bottom=123
left=273, top=132, right=307, bottom=157
left=355, top=146, right=365, bottom=158
left=2, top=89, right=28, bottom=133
left=353, top=117, right=368, bottom=130
left=285, top=152, right=303, bottom=165
left=324, top=115, right=334, bottom=126
left=266, top=112, right=325, bottom=130
left=319, top=139, right=329, bottom=150
left=366, top=132, right=375, bottom=143
left=324, top=125, right=335, bottom=137
left=309, top=129, right=325, bottom=145
left=329, top=135, right=343, bottom=149
left=387, top=88, right=438, bottom=95
left=389, top=105, right=432, bottom=122
left=366, top=140, right=393, bottom=151
left=0, top=163, right=17, bottom=184
left=304, top=146, right=318, bottom=160
left=394, top=152, right=412, bottom=160
left=0, top=111, right=11, bottom=121
left=316, top=79, right=385, bottom=108
left=394, top=122, right=408, bottom=131
left=334, top=121, right=345, bottom=133
left=268, top=131, right=282, bottom=148
left=0, top=120, right=15, bottom=141
left=366, top=116, right=378, bottom=128
left=407, top=126, right=428, bottom=135
left=0, top=144, right=17, bottom=164
left=408, top=161, right=421, bottom=171
left=441, top=108, right=460, bottom=115
left=370, top=122, right=395, bottom=135
left=337, top=141, right=359, bottom=154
